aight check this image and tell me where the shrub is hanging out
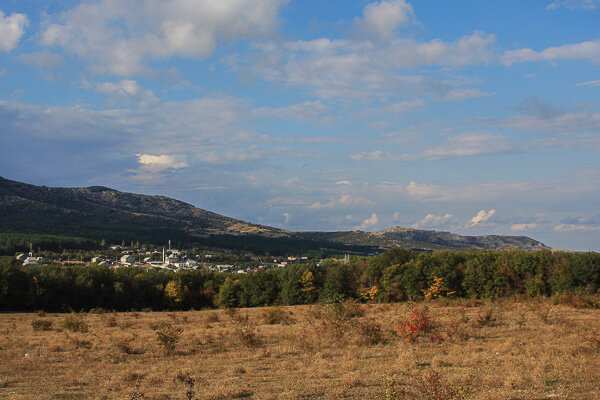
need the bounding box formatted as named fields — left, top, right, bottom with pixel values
left=176, top=372, right=196, bottom=400
left=413, top=369, right=466, bottom=400
left=355, top=318, right=383, bottom=345
left=397, top=306, right=434, bottom=342
left=66, top=334, right=93, bottom=349
left=206, top=312, right=220, bottom=323
left=31, top=319, right=53, bottom=331
left=153, top=322, right=183, bottom=355
left=60, top=314, right=89, bottom=333
left=475, top=306, right=497, bottom=328
left=232, top=314, right=261, bottom=348
left=324, top=300, right=364, bottom=322
left=104, top=315, right=118, bottom=327
left=262, top=307, right=294, bottom=325
left=552, top=291, right=600, bottom=309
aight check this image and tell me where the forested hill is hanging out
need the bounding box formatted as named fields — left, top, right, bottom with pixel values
left=0, top=177, right=549, bottom=253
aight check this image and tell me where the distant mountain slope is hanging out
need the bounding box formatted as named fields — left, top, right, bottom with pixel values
left=0, top=177, right=549, bottom=252
left=0, top=176, right=285, bottom=243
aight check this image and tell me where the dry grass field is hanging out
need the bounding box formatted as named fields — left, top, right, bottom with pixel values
left=1, top=299, right=599, bottom=400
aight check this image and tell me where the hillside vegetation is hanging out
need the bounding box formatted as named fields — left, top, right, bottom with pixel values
left=2, top=248, right=598, bottom=312
left=0, top=177, right=548, bottom=254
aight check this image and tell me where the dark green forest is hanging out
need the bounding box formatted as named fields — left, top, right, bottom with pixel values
left=1, top=248, right=599, bottom=312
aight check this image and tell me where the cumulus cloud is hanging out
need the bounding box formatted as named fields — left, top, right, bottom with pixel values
left=354, top=0, right=415, bottom=41
left=40, top=0, right=286, bottom=75
left=412, top=213, right=453, bottom=229
left=510, top=223, right=538, bottom=231
left=136, top=153, right=188, bottom=171
left=244, top=26, right=495, bottom=103
left=358, top=213, right=379, bottom=230
left=405, top=181, right=437, bottom=199
left=547, top=0, right=599, bottom=9
left=468, top=209, right=496, bottom=228
left=502, top=39, right=600, bottom=65
left=96, top=80, right=159, bottom=107
left=0, top=11, right=28, bottom=52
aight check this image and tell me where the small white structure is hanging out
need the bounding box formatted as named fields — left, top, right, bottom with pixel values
left=120, top=255, right=134, bottom=265
left=23, top=257, right=38, bottom=266
left=91, top=256, right=104, bottom=264
left=15, top=253, right=27, bottom=262
left=143, top=256, right=153, bottom=263
left=185, top=260, right=198, bottom=268
left=22, top=252, right=43, bottom=266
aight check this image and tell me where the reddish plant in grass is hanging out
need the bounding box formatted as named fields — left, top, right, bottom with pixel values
left=397, top=306, right=434, bottom=342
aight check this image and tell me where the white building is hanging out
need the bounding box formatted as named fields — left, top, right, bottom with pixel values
left=120, top=255, right=134, bottom=265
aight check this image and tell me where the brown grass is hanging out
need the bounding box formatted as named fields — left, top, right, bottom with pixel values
left=1, top=299, right=600, bottom=399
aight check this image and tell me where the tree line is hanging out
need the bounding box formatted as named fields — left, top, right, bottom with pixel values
left=1, top=248, right=599, bottom=311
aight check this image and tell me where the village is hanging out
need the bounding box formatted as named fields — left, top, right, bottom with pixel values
left=14, top=240, right=319, bottom=274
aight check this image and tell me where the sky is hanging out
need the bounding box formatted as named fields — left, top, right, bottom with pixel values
left=0, top=0, right=599, bottom=251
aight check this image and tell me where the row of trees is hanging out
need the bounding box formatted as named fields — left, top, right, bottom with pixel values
left=1, top=249, right=599, bottom=311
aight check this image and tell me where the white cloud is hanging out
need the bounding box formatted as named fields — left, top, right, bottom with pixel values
left=354, top=0, right=415, bottom=41
left=17, top=52, right=65, bottom=68
left=283, top=213, right=290, bottom=223
left=554, top=224, right=600, bottom=232
left=336, top=180, right=351, bottom=185
left=502, top=39, right=600, bottom=65
left=0, top=11, right=28, bottom=52
left=245, top=30, right=495, bottom=103
left=412, top=213, right=453, bottom=229
left=96, top=80, right=159, bottom=107
left=420, top=132, right=511, bottom=160
left=254, top=100, right=331, bottom=124
left=468, top=209, right=496, bottom=228
left=308, top=194, right=374, bottom=210
left=405, top=181, right=437, bottom=199
left=40, top=0, right=286, bottom=75
left=495, top=111, right=600, bottom=132
left=510, top=223, right=538, bottom=232
left=351, top=132, right=512, bottom=162
left=358, top=213, right=379, bottom=230
left=575, top=80, right=600, bottom=87
left=136, top=153, right=188, bottom=171
left=547, top=0, right=599, bottom=9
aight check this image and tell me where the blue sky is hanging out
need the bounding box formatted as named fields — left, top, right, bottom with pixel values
left=1, top=0, right=600, bottom=250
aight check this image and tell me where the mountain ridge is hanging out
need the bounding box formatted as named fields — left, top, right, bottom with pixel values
left=0, top=176, right=549, bottom=253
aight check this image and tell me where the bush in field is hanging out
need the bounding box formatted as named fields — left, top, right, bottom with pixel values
left=60, top=313, right=89, bottom=333
left=552, top=291, right=600, bottom=308
left=397, top=306, right=434, bottom=342
left=231, top=313, right=261, bottom=348
left=413, top=369, right=466, bottom=400
left=153, top=322, right=183, bottom=355
left=354, top=318, right=383, bottom=345
left=262, top=307, right=295, bottom=325
left=475, top=306, right=497, bottom=328
left=31, top=319, right=53, bottom=331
